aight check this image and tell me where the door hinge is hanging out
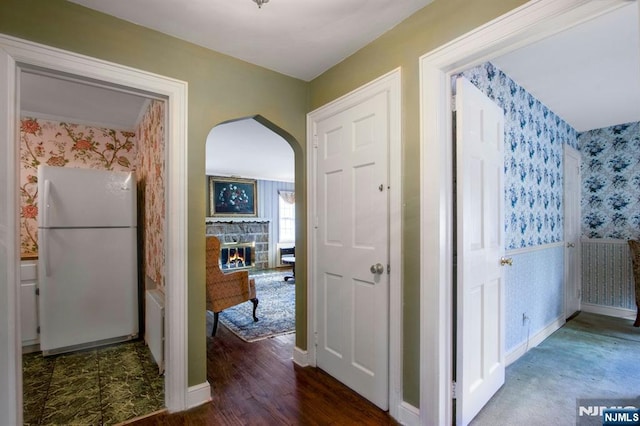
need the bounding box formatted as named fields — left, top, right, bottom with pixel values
left=451, top=95, right=457, bottom=112
left=314, top=331, right=318, bottom=347
left=452, top=381, right=457, bottom=399
left=313, top=135, right=319, bottom=149
left=37, top=326, right=40, bottom=334
left=35, top=288, right=40, bottom=296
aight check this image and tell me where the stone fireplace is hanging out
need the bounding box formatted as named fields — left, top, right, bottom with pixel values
left=206, top=218, right=269, bottom=270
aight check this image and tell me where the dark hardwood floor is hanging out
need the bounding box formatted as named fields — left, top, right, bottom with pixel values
left=128, top=325, right=397, bottom=425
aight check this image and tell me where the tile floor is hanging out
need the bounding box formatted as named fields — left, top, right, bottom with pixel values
left=23, top=340, right=164, bottom=425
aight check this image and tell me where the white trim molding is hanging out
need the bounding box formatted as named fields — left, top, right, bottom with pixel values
left=582, top=237, right=628, bottom=245
left=0, top=44, right=20, bottom=426
left=418, top=1, right=628, bottom=424
left=397, top=402, right=421, bottom=426
left=187, top=382, right=212, bottom=409
left=293, top=346, right=309, bottom=367
left=581, top=303, right=637, bottom=320
left=506, top=241, right=564, bottom=256
left=306, top=68, right=403, bottom=418
left=505, top=315, right=564, bottom=366
left=0, top=33, right=190, bottom=420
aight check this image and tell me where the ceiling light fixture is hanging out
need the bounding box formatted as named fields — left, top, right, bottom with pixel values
left=253, top=0, right=269, bottom=8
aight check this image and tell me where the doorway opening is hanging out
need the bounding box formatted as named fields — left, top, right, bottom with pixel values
left=419, top=1, right=629, bottom=424
left=18, top=66, right=167, bottom=424
left=204, top=114, right=300, bottom=358
left=0, top=35, right=189, bottom=424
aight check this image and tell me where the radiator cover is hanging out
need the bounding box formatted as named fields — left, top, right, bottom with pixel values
left=145, top=289, right=165, bottom=374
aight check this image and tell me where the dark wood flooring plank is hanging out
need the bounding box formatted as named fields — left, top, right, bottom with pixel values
left=129, top=325, right=396, bottom=425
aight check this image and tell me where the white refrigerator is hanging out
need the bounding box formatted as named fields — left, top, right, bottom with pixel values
left=37, top=165, right=139, bottom=355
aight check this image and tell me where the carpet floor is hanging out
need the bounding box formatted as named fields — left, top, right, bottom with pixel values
left=470, top=312, right=640, bottom=426
left=207, top=268, right=295, bottom=342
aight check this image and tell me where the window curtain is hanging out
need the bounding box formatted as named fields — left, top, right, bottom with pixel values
left=278, top=190, right=295, bottom=204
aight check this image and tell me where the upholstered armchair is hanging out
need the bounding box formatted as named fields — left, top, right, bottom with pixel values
left=627, top=240, right=640, bottom=327
left=206, top=236, right=258, bottom=336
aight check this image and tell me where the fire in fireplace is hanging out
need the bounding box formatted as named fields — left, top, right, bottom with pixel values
left=220, top=242, right=255, bottom=271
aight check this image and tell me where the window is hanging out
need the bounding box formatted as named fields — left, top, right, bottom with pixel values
left=278, top=190, right=295, bottom=243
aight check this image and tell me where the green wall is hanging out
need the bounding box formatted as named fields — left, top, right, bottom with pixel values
left=308, top=0, right=528, bottom=406
left=0, top=0, right=308, bottom=389
left=1, top=0, right=531, bottom=410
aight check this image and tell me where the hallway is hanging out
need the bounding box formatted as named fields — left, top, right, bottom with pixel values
left=129, top=325, right=396, bottom=425
left=125, top=312, right=639, bottom=425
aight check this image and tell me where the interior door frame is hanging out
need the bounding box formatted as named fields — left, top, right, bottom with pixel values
left=418, top=1, right=628, bottom=424
left=0, top=34, right=190, bottom=422
left=306, top=68, right=403, bottom=417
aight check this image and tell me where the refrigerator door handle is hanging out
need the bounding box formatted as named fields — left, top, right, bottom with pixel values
left=41, top=229, right=51, bottom=277
left=43, top=179, right=51, bottom=277
left=43, top=179, right=51, bottom=229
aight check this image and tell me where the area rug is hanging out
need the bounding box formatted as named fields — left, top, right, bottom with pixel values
left=207, top=270, right=295, bottom=342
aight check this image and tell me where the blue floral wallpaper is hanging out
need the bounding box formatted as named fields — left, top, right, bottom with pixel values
left=458, top=62, right=579, bottom=250
left=505, top=246, right=564, bottom=352
left=579, top=121, right=640, bottom=239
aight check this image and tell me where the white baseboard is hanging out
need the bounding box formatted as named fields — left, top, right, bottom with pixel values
left=581, top=303, right=637, bottom=320
left=397, top=401, right=420, bottom=426
left=505, top=315, right=564, bottom=366
left=293, top=346, right=308, bottom=367
left=187, top=381, right=212, bottom=409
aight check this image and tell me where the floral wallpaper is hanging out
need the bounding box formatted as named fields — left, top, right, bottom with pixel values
left=458, top=62, right=579, bottom=249
left=505, top=246, right=564, bottom=352
left=135, top=100, right=165, bottom=288
left=579, top=121, right=640, bottom=239
left=19, top=118, right=137, bottom=258
left=20, top=100, right=166, bottom=288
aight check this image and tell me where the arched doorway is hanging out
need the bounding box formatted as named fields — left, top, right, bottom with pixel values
left=203, top=115, right=303, bottom=353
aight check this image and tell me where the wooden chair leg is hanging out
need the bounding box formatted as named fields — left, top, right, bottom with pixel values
left=251, top=298, right=259, bottom=322
left=212, top=311, right=219, bottom=336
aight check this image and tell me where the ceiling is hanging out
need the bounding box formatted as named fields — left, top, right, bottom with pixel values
left=67, top=0, right=434, bottom=82
left=19, top=1, right=640, bottom=182
left=492, top=1, right=639, bottom=133
left=20, top=71, right=150, bottom=130
left=206, top=118, right=294, bottom=182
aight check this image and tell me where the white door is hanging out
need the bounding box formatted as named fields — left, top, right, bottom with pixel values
left=313, top=90, right=389, bottom=410
left=564, top=146, right=581, bottom=318
left=456, top=77, right=506, bottom=425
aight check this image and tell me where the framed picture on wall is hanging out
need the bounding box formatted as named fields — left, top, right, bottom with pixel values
left=209, top=176, right=257, bottom=216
